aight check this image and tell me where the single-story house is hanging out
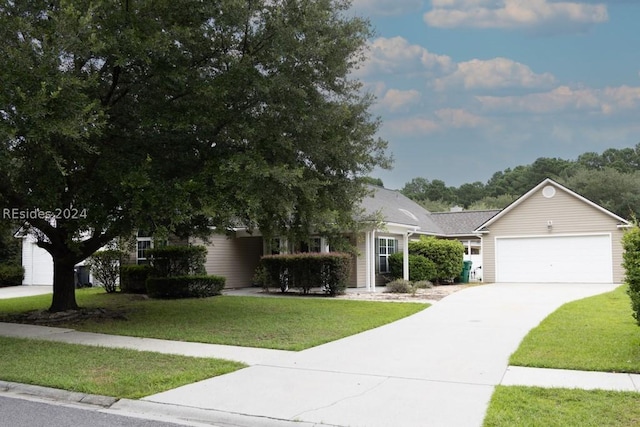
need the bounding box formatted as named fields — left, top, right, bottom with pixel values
left=18, top=178, right=630, bottom=288
left=474, top=178, right=630, bottom=283
left=136, top=185, right=498, bottom=289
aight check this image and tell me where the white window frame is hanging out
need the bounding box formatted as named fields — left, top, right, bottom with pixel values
left=378, top=237, right=397, bottom=273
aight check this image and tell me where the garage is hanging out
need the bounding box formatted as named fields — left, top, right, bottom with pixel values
left=495, top=234, right=613, bottom=283
left=475, top=179, right=629, bottom=284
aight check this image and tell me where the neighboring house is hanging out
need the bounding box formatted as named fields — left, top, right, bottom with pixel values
left=474, top=178, right=630, bottom=284
left=16, top=230, right=94, bottom=286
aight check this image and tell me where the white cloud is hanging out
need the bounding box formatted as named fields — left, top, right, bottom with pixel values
left=386, top=117, right=440, bottom=135
left=354, top=36, right=453, bottom=78
left=434, top=57, right=556, bottom=90
left=352, top=0, right=424, bottom=16
left=379, top=89, right=422, bottom=112
left=477, top=85, right=640, bottom=114
left=434, top=108, right=486, bottom=127
left=424, top=0, right=608, bottom=31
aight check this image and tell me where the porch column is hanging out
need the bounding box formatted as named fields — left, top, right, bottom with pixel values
left=365, top=231, right=371, bottom=291
left=403, top=232, right=409, bottom=281
left=370, top=230, right=377, bottom=293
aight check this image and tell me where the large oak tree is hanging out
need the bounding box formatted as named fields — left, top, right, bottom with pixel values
left=0, top=0, right=389, bottom=311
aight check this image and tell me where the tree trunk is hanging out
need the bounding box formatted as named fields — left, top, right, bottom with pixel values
left=49, top=255, right=79, bottom=312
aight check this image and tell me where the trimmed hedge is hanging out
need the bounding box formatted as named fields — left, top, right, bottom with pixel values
left=623, top=225, right=640, bottom=325
left=0, top=263, right=24, bottom=287
left=257, top=253, right=352, bottom=296
left=120, top=264, right=152, bottom=294
left=147, top=245, right=207, bottom=278
left=388, top=253, right=437, bottom=282
left=146, top=275, right=225, bottom=299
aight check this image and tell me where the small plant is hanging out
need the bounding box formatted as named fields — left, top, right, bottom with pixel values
left=86, top=249, right=124, bottom=293
left=413, top=280, right=433, bottom=289
left=386, top=279, right=413, bottom=293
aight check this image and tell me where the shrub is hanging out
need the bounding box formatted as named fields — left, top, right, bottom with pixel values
left=0, top=263, right=24, bottom=287
left=120, top=264, right=152, bottom=294
left=86, top=249, right=124, bottom=293
left=386, top=279, right=413, bottom=293
left=409, top=236, right=464, bottom=284
left=146, top=275, right=225, bottom=299
left=147, top=245, right=207, bottom=278
left=413, top=280, right=433, bottom=289
left=389, top=253, right=437, bottom=282
left=623, top=225, right=640, bottom=325
left=258, top=253, right=352, bottom=296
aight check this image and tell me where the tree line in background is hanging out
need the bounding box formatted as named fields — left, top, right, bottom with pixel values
left=394, top=143, right=640, bottom=218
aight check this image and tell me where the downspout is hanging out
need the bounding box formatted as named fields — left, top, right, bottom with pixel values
left=403, top=228, right=418, bottom=281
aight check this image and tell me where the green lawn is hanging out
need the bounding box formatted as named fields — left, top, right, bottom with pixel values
left=0, top=288, right=428, bottom=351
left=484, top=285, right=640, bottom=426
left=510, top=285, right=640, bottom=373
left=0, top=336, right=245, bottom=399
left=484, top=386, right=640, bottom=427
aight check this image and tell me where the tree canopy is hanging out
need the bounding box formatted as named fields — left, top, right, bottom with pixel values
left=400, top=143, right=640, bottom=216
left=0, top=0, right=389, bottom=311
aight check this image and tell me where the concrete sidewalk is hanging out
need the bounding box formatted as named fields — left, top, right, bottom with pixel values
left=1, top=283, right=637, bottom=427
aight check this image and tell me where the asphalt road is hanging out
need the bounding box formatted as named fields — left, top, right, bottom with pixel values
left=0, top=395, right=204, bottom=427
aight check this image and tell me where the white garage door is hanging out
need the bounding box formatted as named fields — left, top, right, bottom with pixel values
left=496, top=234, right=613, bottom=283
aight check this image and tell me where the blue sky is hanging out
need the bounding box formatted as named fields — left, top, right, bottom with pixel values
left=349, top=0, right=640, bottom=189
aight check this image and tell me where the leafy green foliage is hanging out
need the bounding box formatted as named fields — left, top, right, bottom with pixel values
left=400, top=143, right=640, bottom=215
left=86, top=249, right=124, bottom=293
left=119, top=264, right=151, bottom=294
left=388, top=252, right=436, bottom=282
left=408, top=236, right=464, bottom=284
left=0, top=0, right=389, bottom=311
left=147, top=245, right=207, bottom=278
left=622, top=226, right=640, bottom=325
left=258, top=253, right=352, bottom=296
left=146, top=275, right=225, bottom=299
left=0, top=263, right=24, bottom=287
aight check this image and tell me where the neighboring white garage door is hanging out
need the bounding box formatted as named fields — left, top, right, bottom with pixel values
left=496, top=234, right=613, bottom=283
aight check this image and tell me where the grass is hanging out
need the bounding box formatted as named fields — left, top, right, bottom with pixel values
left=0, top=336, right=245, bottom=399
left=509, top=285, right=640, bottom=373
left=483, top=386, right=640, bottom=427
left=0, top=288, right=428, bottom=351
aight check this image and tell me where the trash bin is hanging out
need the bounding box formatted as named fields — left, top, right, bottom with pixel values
left=459, top=260, right=472, bottom=283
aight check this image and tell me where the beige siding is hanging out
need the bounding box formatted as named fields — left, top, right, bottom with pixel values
left=192, top=235, right=264, bottom=289
left=482, top=184, right=626, bottom=283
left=353, top=233, right=367, bottom=288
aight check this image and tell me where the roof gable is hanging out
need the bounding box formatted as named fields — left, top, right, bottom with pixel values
left=359, top=186, right=444, bottom=234
left=474, top=178, right=630, bottom=232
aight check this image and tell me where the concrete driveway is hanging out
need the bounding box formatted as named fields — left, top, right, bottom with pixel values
left=144, top=282, right=618, bottom=427
left=0, top=285, right=52, bottom=299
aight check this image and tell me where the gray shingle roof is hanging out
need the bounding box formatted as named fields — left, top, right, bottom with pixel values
left=359, top=186, right=444, bottom=235
left=430, top=210, right=500, bottom=235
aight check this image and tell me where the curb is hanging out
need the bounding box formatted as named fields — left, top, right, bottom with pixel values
left=0, top=380, right=118, bottom=408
